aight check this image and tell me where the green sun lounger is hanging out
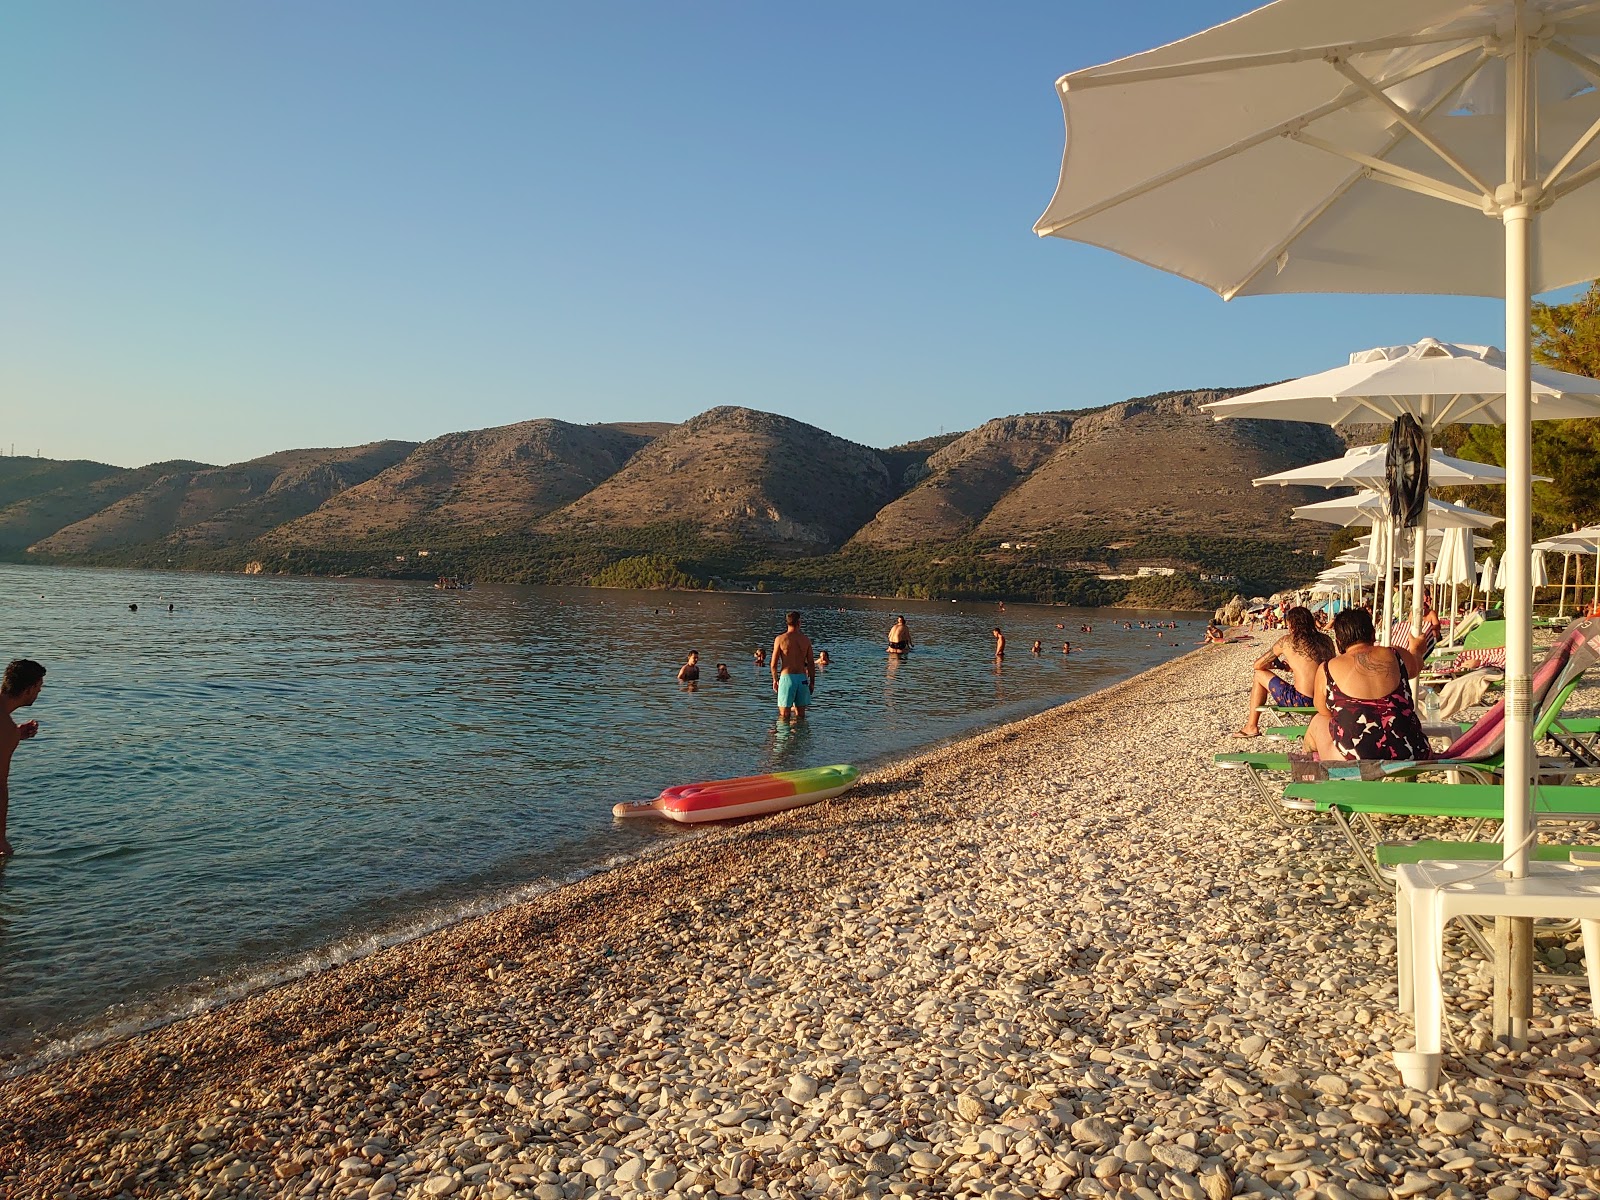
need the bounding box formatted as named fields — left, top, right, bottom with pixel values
left=1281, top=780, right=1600, bottom=887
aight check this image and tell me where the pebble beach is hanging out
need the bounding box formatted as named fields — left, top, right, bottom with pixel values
left=7, top=637, right=1600, bottom=1200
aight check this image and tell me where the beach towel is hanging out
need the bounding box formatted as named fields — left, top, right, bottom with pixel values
left=1439, top=615, right=1600, bottom=762
left=1436, top=647, right=1507, bottom=676
left=1435, top=668, right=1498, bottom=720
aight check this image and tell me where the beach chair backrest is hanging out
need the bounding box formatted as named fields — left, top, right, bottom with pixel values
left=1463, top=620, right=1507, bottom=650
left=1440, top=615, right=1600, bottom=761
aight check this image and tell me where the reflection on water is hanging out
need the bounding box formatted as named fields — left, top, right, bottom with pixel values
left=0, top=564, right=1200, bottom=1063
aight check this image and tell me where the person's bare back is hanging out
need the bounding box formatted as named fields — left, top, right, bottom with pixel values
left=1274, top=634, right=1324, bottom=698
left=772, top=629, right=815, bottom=678
left=771, top=611, right=816, bottom=721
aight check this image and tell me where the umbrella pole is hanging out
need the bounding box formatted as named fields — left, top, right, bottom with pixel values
left=1559, top=553, right=1569, bottom=620
left=1496, top=157, right=1536, bottom=1043
left=1381, top=521, right=1397, bottom=645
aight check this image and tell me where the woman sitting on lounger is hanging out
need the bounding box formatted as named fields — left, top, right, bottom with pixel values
left=1305, top=608, right=1432, bottom=762
left=1234, top=606, right=1333, bottom=737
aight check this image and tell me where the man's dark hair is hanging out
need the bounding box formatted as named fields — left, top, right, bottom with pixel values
left=1331, top=608, right=1377, bottom=653
left=786, top=611, right=801, bottom=627
left=1283, top=606, right=1335, bottom=665
left=2, top=659, right=45, bottom=697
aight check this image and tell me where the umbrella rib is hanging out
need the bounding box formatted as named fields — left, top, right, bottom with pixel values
left=1326, top=57, right=1494, bottom=198
left=1541, top=41, right=1600, bottom=191
left=1057, top=28, right=1488, bottom=91
left=1291, top=133, right=1488, bottom=208
left=1547, top=152, right=1600, bottom=203
left=1428, top=392, right=1475, bottom=425
left=1346, top=395, right=1407, bottom=424
left=1220, top=48, right=1487, bottom=298
left=1038, top=43, right=1481, bottom=236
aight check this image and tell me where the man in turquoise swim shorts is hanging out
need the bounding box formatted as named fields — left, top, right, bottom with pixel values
left=771, top=611, right=817, bottom=722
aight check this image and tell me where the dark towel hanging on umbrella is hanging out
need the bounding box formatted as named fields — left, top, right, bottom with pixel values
left=1386, top=413, right=1429, bottom=529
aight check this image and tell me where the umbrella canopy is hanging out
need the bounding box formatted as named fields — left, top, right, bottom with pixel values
left=1035, top=7, right=1600, bottom=300
left=1253, top=442, right=1542, bottom=487
left=1290, top=490, right=1502, bottom=529
left=1480, top=553, right=1498, bottom=589
left=1532, top=548, right=1550, bottom=588
left=1208, top=340, right=1600, bottom=425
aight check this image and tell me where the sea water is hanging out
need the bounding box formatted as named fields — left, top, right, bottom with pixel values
left=0, top=563, right=1201, bottom=1065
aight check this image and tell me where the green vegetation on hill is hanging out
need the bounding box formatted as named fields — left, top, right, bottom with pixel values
left=56, top=519, right=1316, bottom=611
left=590, top=554, right=710, bottom=591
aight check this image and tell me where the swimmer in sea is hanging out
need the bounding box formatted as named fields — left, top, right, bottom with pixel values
left=1031, top=639, right=1042, bottom=655
left=887, top=616, right=913, bottom=655
left=753, top=648, right=766, bottom=667
left=1062, top=641, right=1072, bottom=654
left=992, top=628, right=1005, bottom=660
left=715, top=662, right=731, bottom=681
left=677, top=650, right=701, bottom=683
left=817, top=650, right=830, bottom=667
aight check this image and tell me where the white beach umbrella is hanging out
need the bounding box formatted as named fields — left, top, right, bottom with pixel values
left=1254, top=440, right=1544, bottom=488
left=1437, top=526, right=1475, bottom=585
left=1290, top=490, right=1502, bottom=529
left=1436, top=525, right=1476, bottom=643
left=1495, top=553, right=1513, bottom=592
left=1532, top=547, right=1550, bottom=589
left=1209, top=341, right=1600, bottom=426
left=1033, top=0, right=1600, bottom=1059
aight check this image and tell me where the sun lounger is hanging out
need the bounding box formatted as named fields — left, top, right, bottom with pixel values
left=1215, top=615, right=1600, bottom=835
left=1281, top=780, right=1600, bottom=888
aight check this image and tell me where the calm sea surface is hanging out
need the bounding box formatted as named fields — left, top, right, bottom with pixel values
left=0, top=563, right=1201, bottom=1065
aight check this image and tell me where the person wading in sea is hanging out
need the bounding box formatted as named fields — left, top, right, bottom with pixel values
left=1, top=659, right=46, bottom=857
left=771, top=612, right=816, bottom=723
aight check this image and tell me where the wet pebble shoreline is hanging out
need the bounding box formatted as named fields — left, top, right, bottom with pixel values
left=6, top=639, right=1600, bottom=1199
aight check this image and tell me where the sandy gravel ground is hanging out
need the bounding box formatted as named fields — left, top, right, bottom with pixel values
left=6, top=638, right=1600, bottom=1200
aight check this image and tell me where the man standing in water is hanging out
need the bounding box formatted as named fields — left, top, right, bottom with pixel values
left=771, top=611, right=816, bottom=722
left=887, top=616, right=912, bottom=654
left=1, top=659, right=46, bottom=857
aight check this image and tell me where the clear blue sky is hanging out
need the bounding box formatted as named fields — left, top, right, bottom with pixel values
left=0, top=1, right=1533, bottom=468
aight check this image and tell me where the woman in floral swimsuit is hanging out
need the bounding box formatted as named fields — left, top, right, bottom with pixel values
left=1306, top=608, right=1433, bottom=762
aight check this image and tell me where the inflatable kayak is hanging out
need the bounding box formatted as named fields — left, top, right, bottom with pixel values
left=613, top=764, right=860, bottom=824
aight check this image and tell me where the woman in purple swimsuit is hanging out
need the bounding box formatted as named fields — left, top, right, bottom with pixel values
left=1306, top=608, right=1433, bottom=762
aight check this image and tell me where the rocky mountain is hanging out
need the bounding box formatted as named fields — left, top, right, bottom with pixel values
left=848, top=414, right=1076, bottom=547
left=2, top=393, right=1363, bottom=601
left=264, top=420, right=657, bottom=547
left=0, top=460, right=211, bottom=553
left=31, top=444, right=416, bottom=556
left=541, top=407, right=896, bottom=552
left=974, top=389, right=1344, bottom=543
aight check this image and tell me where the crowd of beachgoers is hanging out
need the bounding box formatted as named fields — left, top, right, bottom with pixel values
left=6, top=633, right=1600, bottom=1200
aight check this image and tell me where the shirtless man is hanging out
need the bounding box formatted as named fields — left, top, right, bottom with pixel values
left=992, top=627, right=1006, bottom=659
left=887, top=616, right=912, bottom=654
left=677, top=650, right=701, bottom=683
left=1234, top=606, right=1333, bottom=738
left=771, top=611, right=817, bottom=722
left=1, top=659, right=46, bottom=857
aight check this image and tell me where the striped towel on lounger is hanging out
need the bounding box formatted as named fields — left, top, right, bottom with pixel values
left=1437, top=646, right=1507, bottom=675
